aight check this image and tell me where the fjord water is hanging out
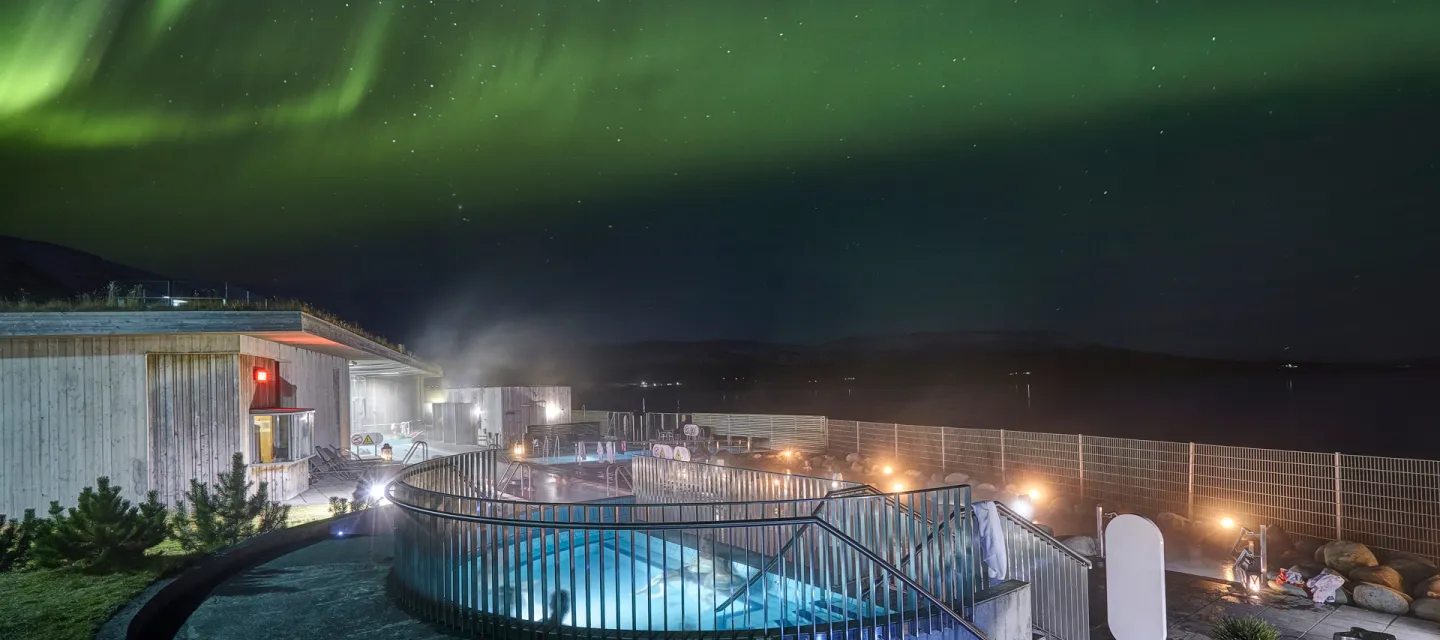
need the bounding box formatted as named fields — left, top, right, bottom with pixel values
left=580, top=374, right=1440, bottom=458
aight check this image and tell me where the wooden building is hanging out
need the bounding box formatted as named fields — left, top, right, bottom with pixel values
left=0, top=311, right=440, bottom=515
left=440, top=385, right=570, bottom=447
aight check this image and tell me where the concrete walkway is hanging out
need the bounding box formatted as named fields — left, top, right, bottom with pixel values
left=182, top=524, right=1440, bottom=639
left=1090, top=570, right=1440, bottom=640
left=180, top=531, right=436, bottom=640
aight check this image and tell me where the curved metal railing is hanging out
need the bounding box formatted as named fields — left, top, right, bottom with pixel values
left=387, top=451, right=988, bottom=638
left=388, top=489, right=987, bottom=638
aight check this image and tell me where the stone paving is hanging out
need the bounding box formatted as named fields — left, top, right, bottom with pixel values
left=1089, top=570, right=1440, bottom=640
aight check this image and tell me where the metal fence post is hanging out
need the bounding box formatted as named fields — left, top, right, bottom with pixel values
left=894, top=423, right=900, bottom=459
left=1334, top=452, right=1343, bottom=540
left=1187, top=442, right=1196, bottom=520
left=940, top=428, right=947, bottom=471
left=856, top=421, right=861, bottom=455
left=1077, top=434, right=1086, bottom=498
left=999, top=429, right=1007, bottom=484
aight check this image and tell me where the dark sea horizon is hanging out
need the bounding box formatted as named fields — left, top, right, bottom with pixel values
left=574, top=373, right=1440, bottom=459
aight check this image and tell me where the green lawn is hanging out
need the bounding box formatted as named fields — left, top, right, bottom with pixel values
left=0, top=509, right=342, bottom=640
left=0, top=538, right=195, bottom=640
left=0, top=566, right=165, bottom=640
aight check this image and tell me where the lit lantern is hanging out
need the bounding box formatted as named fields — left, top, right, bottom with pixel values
left=381, top=443, right=393, bottom=462
left=253, top=367, right=269, bottom=383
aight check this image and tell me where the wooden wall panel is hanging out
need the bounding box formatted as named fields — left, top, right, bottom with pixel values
left=246, top=460, right=310, bottom=502
left=238, top=354, right=280, bottom=410
left=0, top=334, right=237, bottom=515
left=147, top=354, right=244, bottom=507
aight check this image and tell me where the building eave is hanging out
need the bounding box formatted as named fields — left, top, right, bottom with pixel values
left=0, top=311, right=441, bottom=377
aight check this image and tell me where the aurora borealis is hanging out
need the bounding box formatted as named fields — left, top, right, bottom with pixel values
left=3, top=0, right=1440, bottom=357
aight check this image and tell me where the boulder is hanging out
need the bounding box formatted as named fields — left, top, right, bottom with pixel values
left=1352, top=583, right=1412, bottom=615
left=1412, top=598, right=1440, bottom=623
left=1323, top=541, right=1380, bottom=575
left=1268, top=581, right=1309, bottom=598
left=1315, top=542, right=1330, bottom=564
left=976, top=483, right=997, bottom=494
left=1350, top=565, right=1405, bottom=592
left=1264, top=524, right=1296, bottom=557
left=1331, top=586, right=1352, bottom=606
left=1059, top=535, right=1100, bottom=557
left=905, top=469, right=925, bottom=480
left=846, top=453, right=862, bottom=463
left=1035, top=523, right=1054, bottom=537
left=1277, top=550, right=1306, bottom=569
left=1415, top=575, right=1440, bottom=599
left=1386, top=552, right=1439, bottom=590
left=944, top=472, right=970, bottom=485
left=1294, top=537, right=1325, bottom=561
left=1288, top=563, right=1326, bottom=580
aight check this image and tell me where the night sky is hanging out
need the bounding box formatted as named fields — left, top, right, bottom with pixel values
left=3, top=0, right=1439, bottom=361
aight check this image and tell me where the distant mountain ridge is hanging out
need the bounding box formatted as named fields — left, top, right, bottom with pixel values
left=0, top=235, right=163, bottom=300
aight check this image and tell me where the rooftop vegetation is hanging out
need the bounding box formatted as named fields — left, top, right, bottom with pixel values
left=0, top=283, right=411, bottom=355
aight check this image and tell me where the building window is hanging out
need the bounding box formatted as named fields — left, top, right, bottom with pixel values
left=251, top=411, right=314, bottom=463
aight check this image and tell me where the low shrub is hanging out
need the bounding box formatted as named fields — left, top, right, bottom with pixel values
left=1212, top=616, right=1281, bottom=640
left=29, top=478, right=168, bottom=572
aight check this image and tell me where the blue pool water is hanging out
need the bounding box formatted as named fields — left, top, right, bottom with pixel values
left=524, top=451, right=645, bottom=465
left=485, top=530, right=890, bottom=631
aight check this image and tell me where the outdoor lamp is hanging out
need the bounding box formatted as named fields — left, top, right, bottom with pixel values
left=381, top=443, right=393, bottom=462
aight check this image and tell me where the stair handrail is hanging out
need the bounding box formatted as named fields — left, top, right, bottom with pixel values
left=853, top=490, right=964, bottom=599
left=992, top=501, right=1092, bottom=566
left=713, top=483, right=881, bottom=612
left=399, top=439, right=429, bottom=466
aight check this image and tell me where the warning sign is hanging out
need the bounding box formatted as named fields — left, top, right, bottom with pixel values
left=351, top=432, right=384, bottom=447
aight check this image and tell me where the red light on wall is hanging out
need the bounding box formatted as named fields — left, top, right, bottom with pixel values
left=254, top=367, right=269, bottom=383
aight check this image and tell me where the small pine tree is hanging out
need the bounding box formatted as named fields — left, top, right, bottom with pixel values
left=29, top=478, right=168, bottom=572
left=0, top=509, right=41, bottom=572
left=171, top=453, right=291, bottom=553
left=328, top=497, right=352, bottom=516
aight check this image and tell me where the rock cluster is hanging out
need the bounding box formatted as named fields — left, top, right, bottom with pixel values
left=1294, top=540, right=1440, bottom=621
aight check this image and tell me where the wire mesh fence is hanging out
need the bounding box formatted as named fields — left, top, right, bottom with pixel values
left=585, top=411, right=1440, bottom=557
left=821, top=418, right=1440, bottom=556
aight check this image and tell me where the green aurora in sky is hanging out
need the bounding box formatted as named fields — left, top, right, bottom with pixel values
left=2, top=0, right=1438, bottom=249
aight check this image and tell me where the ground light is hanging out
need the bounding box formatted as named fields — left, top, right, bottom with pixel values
left=1012, top=495, right=1035, bottom=520
left=882, top=465, right=893, bottom=475
left=891, top=482, right=906, bottom=493
left=1220, top=516, right=1235, bottom=529
left=370, top=482, right=390, bottom=501
left=1027, top=488, right=1042, bottom=501
left=513, top=444, right=524, bottom=457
